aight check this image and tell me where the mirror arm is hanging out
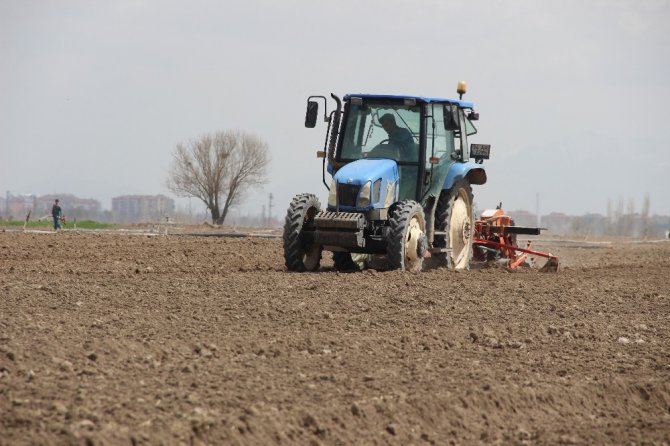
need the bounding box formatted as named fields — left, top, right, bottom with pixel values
left=307, top=95, right=329, bottom=122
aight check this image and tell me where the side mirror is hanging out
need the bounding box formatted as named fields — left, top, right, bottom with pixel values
left=468, top=111, right=479, bottom=121
left=305, top=101, right=319, bottom=128
left=443, top=104, right=459, bottom=131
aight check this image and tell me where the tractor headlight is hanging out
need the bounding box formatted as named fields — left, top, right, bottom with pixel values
left=328, top=179, right=337, bottom=207
left=384, top=180, right=397, bottom=207
left=373, top=178, right=382, bottom=203
left=358, top=181, right=371, bottom=208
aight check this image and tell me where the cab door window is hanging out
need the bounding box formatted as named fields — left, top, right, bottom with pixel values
left=426, top=103, right=454, bottom=167
left=455, top=108, right=469, bottom=160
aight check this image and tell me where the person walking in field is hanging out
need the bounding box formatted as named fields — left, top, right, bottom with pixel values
left=51, top=199, right=62, bottom=231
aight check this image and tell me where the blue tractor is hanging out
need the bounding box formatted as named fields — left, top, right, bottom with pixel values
left=283, top=82, right=490, bottom=272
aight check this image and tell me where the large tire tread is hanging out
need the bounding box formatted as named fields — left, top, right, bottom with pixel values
left=434, top=179, right=474, bottom=270
left=283, top=193, right=322, bottom=272
left=387, top=200, right=425, bottom=272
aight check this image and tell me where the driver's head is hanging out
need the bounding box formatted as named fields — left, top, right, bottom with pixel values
left=379, top=114, right=397, bottom=133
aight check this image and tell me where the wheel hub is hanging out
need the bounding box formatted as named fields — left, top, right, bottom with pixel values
left=450, top=195, right=472, bottom=269
left=462, top=221, right=471, bottom=241
left=416, top=232, right=428, bottom=258
left=405, top=217, right=425, bottom=266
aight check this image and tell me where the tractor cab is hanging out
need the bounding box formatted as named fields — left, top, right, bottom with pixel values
left=333, top=94, right=479, bottom=209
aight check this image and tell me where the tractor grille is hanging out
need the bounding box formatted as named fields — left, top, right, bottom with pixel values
left=338, top=184, right=360, bottom=207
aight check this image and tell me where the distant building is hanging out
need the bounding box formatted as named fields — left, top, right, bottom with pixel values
left=0, top=192, right=103, bottom=221
left=111, top=195, right=175, bottom=223
left=35, top=194, right=102, bottom=219
left=2, top=192, right=36, bottom=220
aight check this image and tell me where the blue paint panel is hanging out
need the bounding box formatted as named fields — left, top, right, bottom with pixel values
left=443, top=162, right=487, bottom=190
left=334, top=159, right=397, bottom=186
left=344, top=93, right=474, bottom=109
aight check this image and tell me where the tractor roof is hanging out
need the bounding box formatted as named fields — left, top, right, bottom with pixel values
left=344, top=93, right=474, bottom=109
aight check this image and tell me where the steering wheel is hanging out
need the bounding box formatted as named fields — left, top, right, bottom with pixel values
left=368, top=141, right=399, bottom=159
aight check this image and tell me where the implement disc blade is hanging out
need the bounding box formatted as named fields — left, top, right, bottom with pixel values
left=538, top=257, right=560, bottom=273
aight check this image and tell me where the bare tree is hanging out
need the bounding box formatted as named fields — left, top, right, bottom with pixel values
left=167, top=130, right=269, bottom=225
left=605, top=198, right=614, bottom=235
left=639, top=193, right=655, bottom=239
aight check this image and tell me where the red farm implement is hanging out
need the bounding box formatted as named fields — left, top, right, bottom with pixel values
left=472, top=205, right=559, bottom=272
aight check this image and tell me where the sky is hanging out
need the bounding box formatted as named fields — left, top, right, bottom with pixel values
left=1, top=0, right=669, bottom=220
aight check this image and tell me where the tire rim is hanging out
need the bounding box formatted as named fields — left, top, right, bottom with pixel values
left=405, top=216, right=424, bottom=271
left=449, top=192, right=471, bottom=268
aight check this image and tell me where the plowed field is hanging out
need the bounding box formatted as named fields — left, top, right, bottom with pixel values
left=1, top=229, right=669, bottom=445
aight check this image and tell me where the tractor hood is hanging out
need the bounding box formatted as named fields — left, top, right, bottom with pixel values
left=330, top=159, right=399, bottom=211
left=334, top=158, right=398, bottom=186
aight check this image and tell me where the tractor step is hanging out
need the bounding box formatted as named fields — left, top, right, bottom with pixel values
left=314, top=211, right=365, bottom=230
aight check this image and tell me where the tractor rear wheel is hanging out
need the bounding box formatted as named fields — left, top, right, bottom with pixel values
left=332, top=252, right=360, bottom=272
left=434, top=179, right=474, bottom=270
left=387, top=200, right=427, bottom=272
left=283, top=194, right=322, bottom=272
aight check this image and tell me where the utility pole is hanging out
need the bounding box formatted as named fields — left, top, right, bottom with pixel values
left=268, top=193, right=274, bottom=227
left=536, top=192, right=541, bottom=227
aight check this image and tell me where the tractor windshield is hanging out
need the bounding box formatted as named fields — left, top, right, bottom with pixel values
left=339, top=102, right=421, bottom=163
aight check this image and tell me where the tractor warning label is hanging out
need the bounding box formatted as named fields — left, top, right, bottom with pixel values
left=470, top=144, right=491, bottom=159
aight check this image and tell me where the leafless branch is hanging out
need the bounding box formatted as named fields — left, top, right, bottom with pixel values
left=167, top=130, right=270, bottom=224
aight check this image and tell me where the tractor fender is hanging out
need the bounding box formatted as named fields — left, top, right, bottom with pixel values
left=443, top=161, right=487, bottom=190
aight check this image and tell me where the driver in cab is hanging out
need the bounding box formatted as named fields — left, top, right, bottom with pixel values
left=379, top=113, right=415, bottom=160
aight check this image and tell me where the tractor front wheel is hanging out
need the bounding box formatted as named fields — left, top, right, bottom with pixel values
left=283, top=194, right=322, bottom=272
left=387, top=200, right=427, bottom=272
